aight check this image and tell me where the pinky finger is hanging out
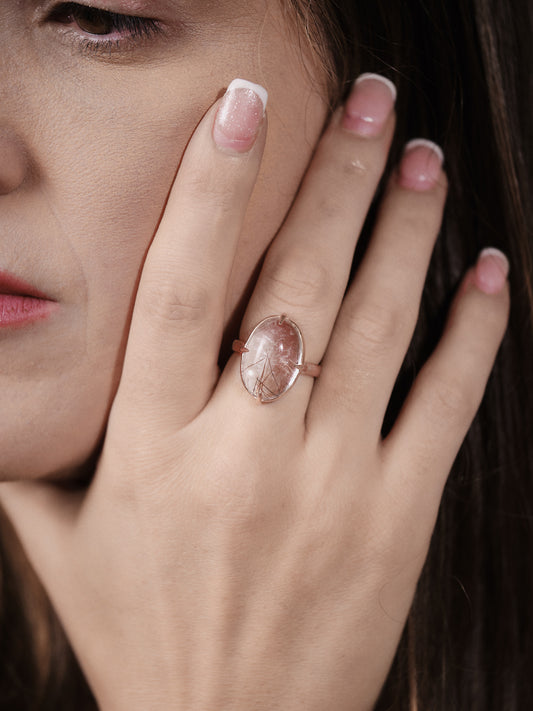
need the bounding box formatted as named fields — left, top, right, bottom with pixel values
left=381, top=248, right=510, bottom=515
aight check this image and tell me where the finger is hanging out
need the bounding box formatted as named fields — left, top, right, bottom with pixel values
left=308, top=140, right=447, bottom=435
left=219, top=74, right=397, bottom=413
left=381, top=249, right=510, bottom=521
left=115, top=79, right=268, bottom=428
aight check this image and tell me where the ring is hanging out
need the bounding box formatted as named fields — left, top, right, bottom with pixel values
left=232, top=314, right=321, bottom=403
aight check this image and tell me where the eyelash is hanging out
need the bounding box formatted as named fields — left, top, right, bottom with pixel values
left=47, top=2, right=164, bottom=55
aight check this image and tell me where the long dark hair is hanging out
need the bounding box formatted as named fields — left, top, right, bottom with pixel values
left=1, top=0, right=532, bottom=708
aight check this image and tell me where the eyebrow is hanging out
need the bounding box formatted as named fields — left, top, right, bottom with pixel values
left=115, top=0, right=191, bottom=12
left=117, top=0, right=160, bottom=10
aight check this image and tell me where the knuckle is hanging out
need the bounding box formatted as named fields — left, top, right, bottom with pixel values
left=309, top=144, right=382, bottom=217
left=326, top=126, right=382, bottom=181
left=183, top=164, right=227, bottom=204
left=181, top=186, right=235, bottom=225
left=329, top=150, right=379, bottom=190
left=388, top=179, right=448, bottom=235
left=179, top=167, right=241, bottom=224
left=139, top=277, right=213, bottom=327
left=340, top=150, right=385, bottom=186
left=345, top=299, right=406, bottom=351
left=262, top=249, right=330, bottom=309
left=342, top=154, right=373, bottom=179
left=424, top=370, right=477, bottom=423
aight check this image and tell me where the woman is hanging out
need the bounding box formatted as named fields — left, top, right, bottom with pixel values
left=0, top=0, right=531, bottom=708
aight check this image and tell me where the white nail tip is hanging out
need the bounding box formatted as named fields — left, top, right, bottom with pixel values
left=479, top=247, right=510, bottom=273
left=355, top=73, right=397, bottom=101
left=404, top=138, right=444, bottom=164
left=227, top=78, right=268, bottom=114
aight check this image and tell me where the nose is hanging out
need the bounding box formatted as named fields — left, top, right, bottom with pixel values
left=0, top=131, right=28, bottom=194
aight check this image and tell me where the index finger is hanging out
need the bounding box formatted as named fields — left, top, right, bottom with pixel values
left=113, top=79, right=268, bottom=429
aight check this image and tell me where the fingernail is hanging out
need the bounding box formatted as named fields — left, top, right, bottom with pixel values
left=213, top=79, right=268, bottom=153
left=342, top=73, right=396, bottom=137
left=474, top=247, right=510, bottom=294
left=399, top=139, right=444, bottom=191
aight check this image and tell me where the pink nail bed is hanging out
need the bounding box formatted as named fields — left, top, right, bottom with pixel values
left=474, top=248, right=510, bottom=294
left=343, top=73, right=396, bottom=137
left=213, top=78, right=268, bottom=153
left=399, top=139, right=444, bottom=191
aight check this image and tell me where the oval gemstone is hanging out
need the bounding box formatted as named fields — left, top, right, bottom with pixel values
left=240, top=315, right=304, bottom=402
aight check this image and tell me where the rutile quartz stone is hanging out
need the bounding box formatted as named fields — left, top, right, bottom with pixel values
left=240, top=316, right=304, bottom=402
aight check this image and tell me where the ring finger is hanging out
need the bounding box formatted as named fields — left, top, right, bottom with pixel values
left=308, top=140, right=447, bottom=437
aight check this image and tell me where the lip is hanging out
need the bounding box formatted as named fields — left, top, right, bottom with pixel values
left=0, top=270, right=58, bottom=328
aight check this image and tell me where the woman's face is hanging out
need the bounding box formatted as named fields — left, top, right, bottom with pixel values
left=0, top=0, right=328, bottom=481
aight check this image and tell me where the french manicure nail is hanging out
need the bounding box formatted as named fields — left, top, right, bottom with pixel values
left=343, top=73, right=397, bottom=137
left=213, top=79, right=268, bottom=153
left=399, top=139, right=444, bottom=191
left=474, top=247, right=510, bottom=294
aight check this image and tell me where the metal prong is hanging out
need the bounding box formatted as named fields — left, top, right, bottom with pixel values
left=232, top=339, right=249, bottom=354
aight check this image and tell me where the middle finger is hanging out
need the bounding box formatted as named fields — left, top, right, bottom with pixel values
left=221, top=74, right=397, bottom=411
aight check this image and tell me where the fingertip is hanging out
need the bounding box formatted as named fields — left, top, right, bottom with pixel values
left=457, top=251, right=511, bottom=312
left=398, top=139, right=444, bottom=191
left=213, top=79, right=268, bottom=154
left=474, top=247, right=510, bottom=295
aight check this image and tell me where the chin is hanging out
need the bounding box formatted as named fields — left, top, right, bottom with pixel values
left=0, top=402, right=107, bottom=484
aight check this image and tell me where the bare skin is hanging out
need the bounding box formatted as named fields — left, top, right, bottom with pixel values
left=0, top=2, right=510, bottom=709
left=0, top=0, right=326, bottom=480
left=0, top=0, right=509, bottom=711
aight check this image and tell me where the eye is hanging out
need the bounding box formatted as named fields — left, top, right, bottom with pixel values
left=47, top=2, right=163, bottom=49
left=62, top=5, right=117, bottom=35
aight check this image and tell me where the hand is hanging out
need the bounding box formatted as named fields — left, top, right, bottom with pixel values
left=0, top=77, right=510, bottom=710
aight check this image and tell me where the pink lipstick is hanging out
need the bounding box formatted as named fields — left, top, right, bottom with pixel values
left=0, top=271, right=58, bottom=328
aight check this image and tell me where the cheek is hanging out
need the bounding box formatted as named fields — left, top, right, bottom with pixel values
left=0, top=74, right=214, bottom=480
left=32, top=73, right=219, bottom=373
left=43, top=88, right=205, bottom=304
left=31, top=64, right=326, bottom=349
left=0, top=27, right=328, bottom=481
